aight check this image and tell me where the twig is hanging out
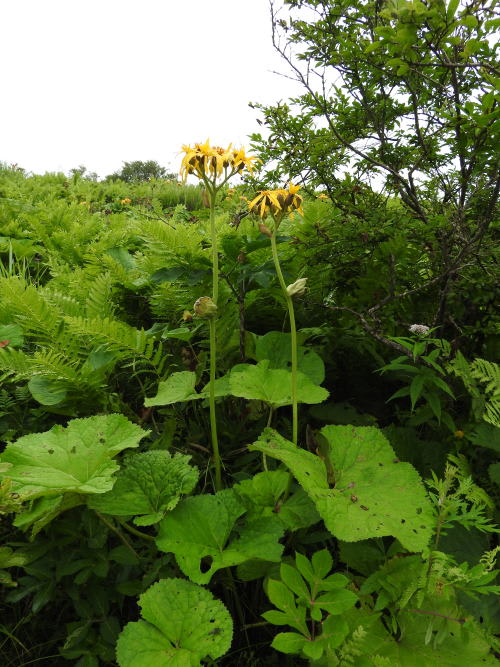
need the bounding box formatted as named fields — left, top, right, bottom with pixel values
left=404, top=608, right=466, bottom=625
left=95, top=511, right=141, bottom=558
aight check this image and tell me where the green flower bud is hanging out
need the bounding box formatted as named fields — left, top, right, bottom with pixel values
left=193, top=296, right=217, bottom=319
left=258, top=222, right=273, bottom=238
left=286, top=277, right=307, bottom=297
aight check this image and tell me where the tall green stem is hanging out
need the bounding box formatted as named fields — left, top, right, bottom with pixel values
left=270, top=231, right=298, bottom=446
left=208, top=317, right=221, bottom=490
left=208, top=187, right=221, bottom=489
left=209, top=189, right=219, bottom=304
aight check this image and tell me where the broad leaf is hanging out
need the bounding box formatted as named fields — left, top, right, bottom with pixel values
left=250, top=426, right=434, bottom=551
left=0, top=323, right=24, bottom=347
left=88, top=451, right=199, bottom=525
left=271, top=632, right=307, bottom=655
left=234, top=469, right=320, bottom=530
left=28, top=376, right=67, bottom=406
left=0, top=414, right=147, bottom=499
left=14, top=493, right=83, bottom=535
left=144, top=371, right=200, bottom=407
left=156, top=489, right=285, bottom=584
left=229, top=360, right=329, bottom=407
left=116, top=578, right=233, bottom=667
left=255, top=331, right=325, bottom=384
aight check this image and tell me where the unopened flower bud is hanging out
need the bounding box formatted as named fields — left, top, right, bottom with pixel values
left=258, top=223, right=272, bottom=238
left=193, top=296, right=217, bottom=319
left=182, top=310, right=193, bottom=322
left=286, top=277, right=307, bottom=297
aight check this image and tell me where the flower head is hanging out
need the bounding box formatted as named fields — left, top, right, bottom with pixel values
left=248, top=183, right=303, bottom=220
left=180, top=140, right=257, bottom=183
left=120, top=197, right=131, bottom=205
left=409, top=324, right=430, bottom=336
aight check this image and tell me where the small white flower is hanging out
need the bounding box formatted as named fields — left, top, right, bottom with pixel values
left=409, top=324, right=430, bottom=336
left=286, top=278, right=307, bottom=297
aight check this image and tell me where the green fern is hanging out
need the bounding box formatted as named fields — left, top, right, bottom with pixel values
left=85, top=272, right=116, bottom=319
left=63, top=316, right=166, bottom=374
left=449, top=352, right=500, bottom=427
left=470, top=358, right=500, bottom=426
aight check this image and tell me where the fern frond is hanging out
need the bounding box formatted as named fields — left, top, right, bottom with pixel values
left=450, top=353, right=500, bottom=427
left=42, top=290, right=85, bottom=318
left=470, top=358, right=500, bottom=426
left=0, top=278, right=60, bottom=344
left=0, top=347, right=33, bottom=378
left=31, top=349, right=82, bottom=384
left=85, top=272, right=115, bottom=319
left=63, top=316, right=163, bottom=371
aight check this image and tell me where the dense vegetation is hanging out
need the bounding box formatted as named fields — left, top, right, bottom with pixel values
left=0, top=0, right=499, bottom=665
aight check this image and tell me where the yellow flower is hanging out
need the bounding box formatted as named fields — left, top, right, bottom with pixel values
left=454, top=430, right=465, bottom=439
left=120, top=197, right=131, bottom=205
left=230, top=146, right=259, bottom=174
left=317, top=193, right=329, bottom=200
left=248, top=183, right=303, bottom=219
left=180, top=140, right=257, bottom=183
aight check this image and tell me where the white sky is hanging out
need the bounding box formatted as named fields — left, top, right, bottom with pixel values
left=0, top=0, right=300, bottom=178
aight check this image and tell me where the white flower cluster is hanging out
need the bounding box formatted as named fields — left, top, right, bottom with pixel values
left=409, top=324, right=430, bottom=336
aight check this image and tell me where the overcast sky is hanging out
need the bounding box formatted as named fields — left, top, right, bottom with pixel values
left=0, top=0, right=300, bottom=178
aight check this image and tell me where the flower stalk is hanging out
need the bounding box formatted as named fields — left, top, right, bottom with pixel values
left=249, top=183, right=303, bottom=447
left=270, top=229, right=299, bottom=446
left=181, top=141, right=256, bottom=490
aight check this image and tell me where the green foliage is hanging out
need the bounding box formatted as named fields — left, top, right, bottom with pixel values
left=88, top=450, right=199, bottom=525
left=228, top=360, right=329, bottom=407
left=116, top=578, right=233, bottom=666
left=450, top=353, right=500, bottom=427
left=234, top=469, right=320, bottom=531
left=156, top=489, right=285, bottom=584
left=144, top=371, right=201, bottom=406
left=1, top=2, right=499, bottom=663
left=251, top=426, right=434, bottom=551
left=263, top=549, right=357, bottom=661
left=0, top=414, right=147, bottom=500
left=106, top=161, right=168, bottom=183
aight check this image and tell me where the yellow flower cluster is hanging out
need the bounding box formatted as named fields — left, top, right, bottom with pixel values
left=180, top=140, right=257, bottom=183
left=248, top=184, right=303, bottom=219
left=120, top=197, right=131, bottom=205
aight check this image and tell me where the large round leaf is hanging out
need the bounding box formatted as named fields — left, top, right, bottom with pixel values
left=116, top=578, right=233, bottom=666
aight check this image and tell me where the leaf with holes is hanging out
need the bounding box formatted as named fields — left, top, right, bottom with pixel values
left=88, top=451, right=199, bottom=525
left=0, top=414, right=147, bottom=499
left=116, top=578, right=233, bottom=667
left=250, top=426, right=433, bottom=551
left=156, top=489, right=285, bottom=584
